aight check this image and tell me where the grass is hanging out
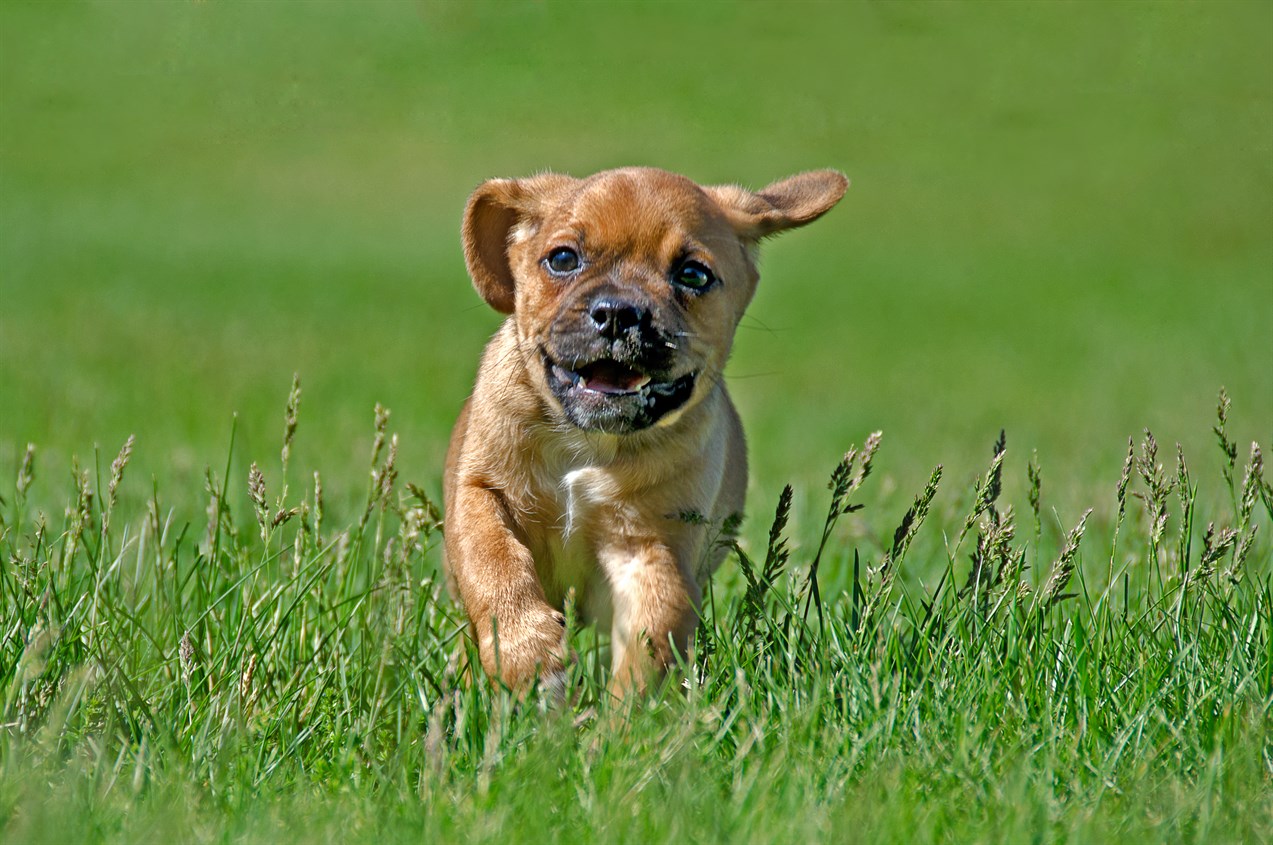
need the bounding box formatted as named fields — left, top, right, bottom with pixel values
left=2, top=1, right=1271, bottom=842
left=1, top=386, right=1270, bottom=844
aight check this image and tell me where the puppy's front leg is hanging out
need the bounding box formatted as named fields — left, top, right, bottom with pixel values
left=605, top=544, right=700, bottom=696
left=448, top=482, right=566, bottom=692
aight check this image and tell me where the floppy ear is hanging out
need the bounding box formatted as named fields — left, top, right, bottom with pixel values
left=705, top=170, right=848, bottom=240
left=462, top=173, right=576, bottom=314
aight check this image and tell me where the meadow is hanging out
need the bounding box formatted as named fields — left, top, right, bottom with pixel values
left=2, top=2, right=1271, bottom=843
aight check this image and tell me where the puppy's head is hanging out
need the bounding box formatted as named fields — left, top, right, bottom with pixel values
left=462, top=167, right=847, bottom=434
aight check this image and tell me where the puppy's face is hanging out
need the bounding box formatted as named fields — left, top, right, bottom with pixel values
left=463, top=167, right=847, bottom=434
left=511, top=170, right=753, bottom=434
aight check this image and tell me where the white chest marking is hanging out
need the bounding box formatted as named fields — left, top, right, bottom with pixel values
left=560, top=466, right=617, bottom=537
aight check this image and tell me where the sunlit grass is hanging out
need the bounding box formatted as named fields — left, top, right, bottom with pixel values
left=2, top=385, right=1268, bottom=844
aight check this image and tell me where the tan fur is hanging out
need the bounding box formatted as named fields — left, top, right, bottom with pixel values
left=444, top=166, right=847, bottom=696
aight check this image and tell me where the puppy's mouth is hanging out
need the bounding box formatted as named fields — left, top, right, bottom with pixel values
left=543, top=353, right=697, bottom=433
left=551, top=359, right=649, bottom=395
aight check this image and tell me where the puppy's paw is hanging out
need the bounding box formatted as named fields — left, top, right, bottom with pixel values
left=479, top=603, right=568, bottom=692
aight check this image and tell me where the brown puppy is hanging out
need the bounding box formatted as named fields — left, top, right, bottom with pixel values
left=444, top=167, right=847, bottom=696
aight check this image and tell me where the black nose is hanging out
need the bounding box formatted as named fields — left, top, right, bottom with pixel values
left=589, top=298, right=648, bottom=339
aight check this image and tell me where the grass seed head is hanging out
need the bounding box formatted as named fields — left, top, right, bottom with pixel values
left=1196, top=522, right=1238, bottom=581
left=1226, top=523, right=1258, bottom=584
left=313, top=470, right=325, bottom=539
left=64, top=460, right=95, bottom=558
left=765, top=484, right=794, bottom=575
left=827, top=447, right=857, bottom=511
left=370, top=403, right=391, bottom=468
left=966, top=505, right=1018, bottom=597
left=102, top=434, right=136, bottom=535
left=281, top=373, right=302, bottom=472
left=987, top=430, right=1006, bottom=510
left=16, top=443, right=35, bottom=497
left=1135, top=429, right=1172, bottom=547
left=963, top=440, right=1006, bottom=538
left=1175, top=442, right=1191, bottom=502
left=248, top=463, right=268, bottom=541
left=878, top=463, right=943, bottom=583
left=1116, top=437, right=1134, bottom=518
left=855, top=431, right=883, bottom=490
left=1213, top=386, right=1238, bottom=488
left=826, top=433, right=882, bottom=517
left=239, top=652, right=257, bottom=708
left=1027, top=450, right=1041, bottom=531
left=271, top=506, right=298, bottom=530
left=1238, top=442, right=1263, bottom=527
left=179, top=631, right=196, bottom=681
left=863, top=465, right=941, bottom=623
left=399, top=505, right=427, bottom=562
left=1041, top=508, right=1093, bottom=608
left=377, top=434, right=399, bottom=505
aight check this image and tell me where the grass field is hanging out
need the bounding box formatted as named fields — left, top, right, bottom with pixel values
left=2, top=1, right=1271, bottom=843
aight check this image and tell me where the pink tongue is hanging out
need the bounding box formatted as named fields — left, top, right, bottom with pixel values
left=582, top=361, right=646, bottom=394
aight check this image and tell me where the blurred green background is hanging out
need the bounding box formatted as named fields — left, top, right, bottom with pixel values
left=2, top=0, right=1270, bottom=524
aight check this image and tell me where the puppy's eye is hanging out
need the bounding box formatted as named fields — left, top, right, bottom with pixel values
left=545, top=247, right=581, bottom=276
left=673, top=260, right=716, bottom=291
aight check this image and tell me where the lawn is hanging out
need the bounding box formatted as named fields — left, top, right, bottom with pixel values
left=1, top=2, right=1271, bottom=843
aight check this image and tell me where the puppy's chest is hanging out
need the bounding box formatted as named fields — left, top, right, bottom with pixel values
left=557, top=465, right=623, bottom=537
left=530, top=463, right=630, bottom=607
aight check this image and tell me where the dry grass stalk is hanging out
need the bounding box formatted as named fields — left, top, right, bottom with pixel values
left=313, top=471, right=325, bottom=542
left=1027, top=451, right=1042, bottom=540
left=202, top=469, right=221, bottom=553
left=292, top=528, right=304, bottom=576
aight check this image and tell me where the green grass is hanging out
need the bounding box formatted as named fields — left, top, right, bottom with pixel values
left=2, top=0, right=1272, bottom=842
left=1, top=391, right=1270, bottom=844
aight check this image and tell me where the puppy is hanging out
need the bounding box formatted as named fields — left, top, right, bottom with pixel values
left=444, top=167, right=847, bottom=696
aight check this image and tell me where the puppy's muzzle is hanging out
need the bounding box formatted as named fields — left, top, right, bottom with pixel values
left=542, top=291, right=697, bottom=434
